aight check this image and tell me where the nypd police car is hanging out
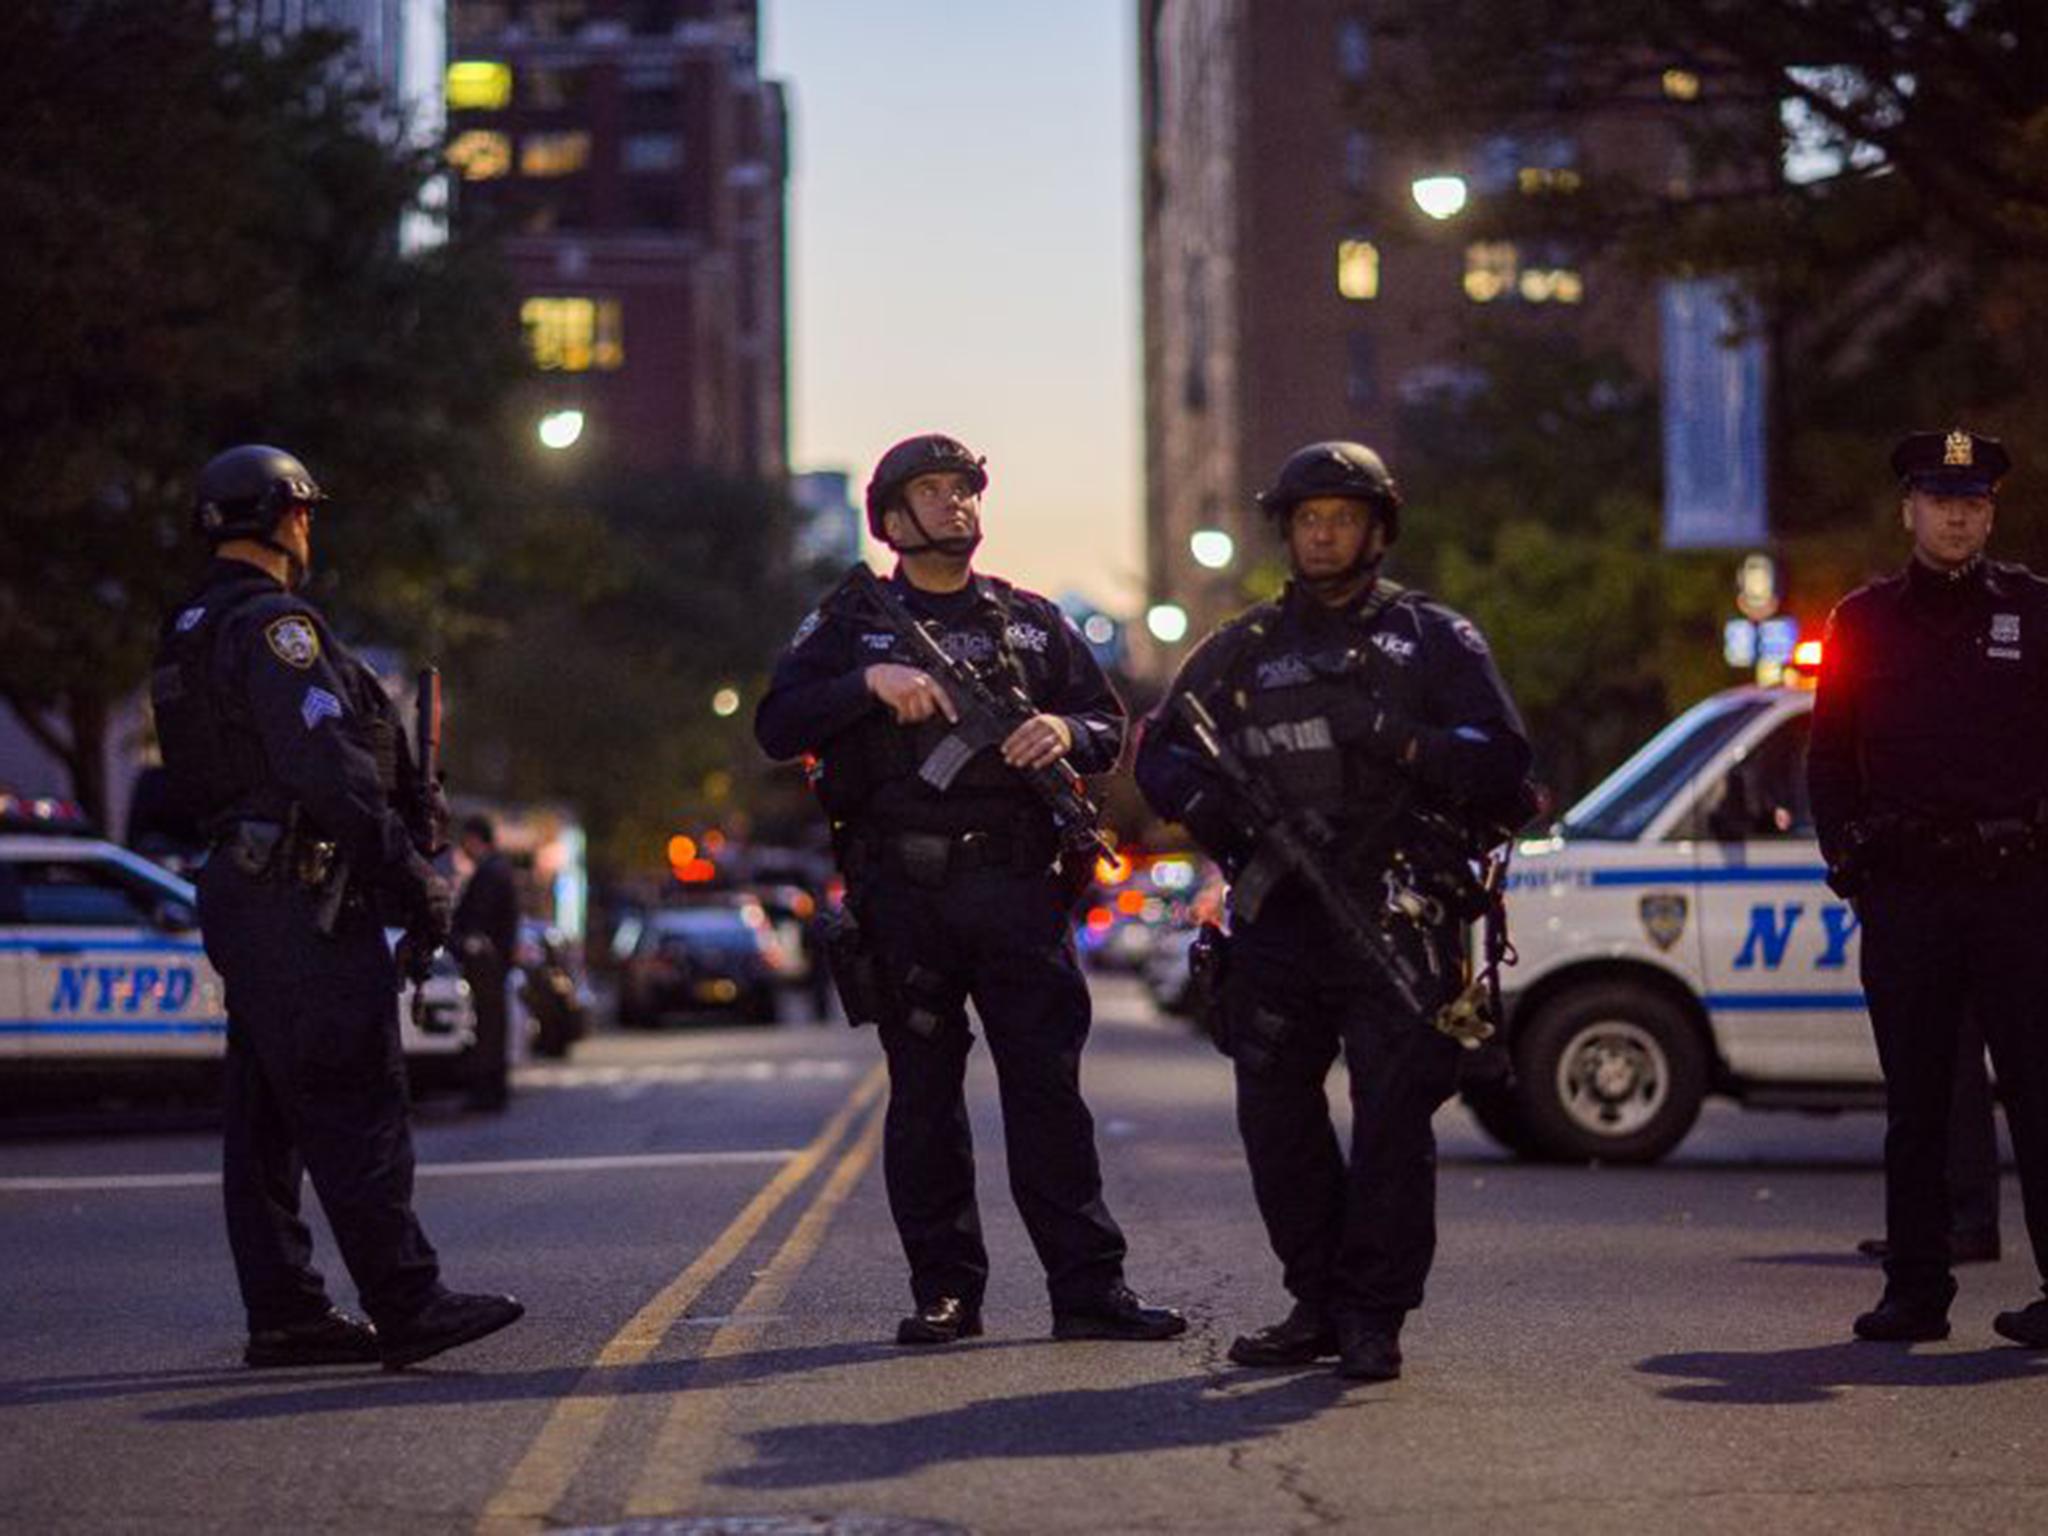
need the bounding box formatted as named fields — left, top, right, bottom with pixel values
left=1466, top=682, right=1878, bottom=1163
left=0, top=802, right=474, bottom=1093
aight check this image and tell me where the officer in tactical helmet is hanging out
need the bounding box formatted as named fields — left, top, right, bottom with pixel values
left=755, top=432, right=1185, bottom=1347
left=152, top=444, right=522, bottom=1370
left=1135, top=440, right=1532, bottom=1382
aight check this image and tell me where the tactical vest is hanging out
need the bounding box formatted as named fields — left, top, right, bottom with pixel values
left=822, top=583, right=1039, bottom=832
left=150, top=575, right=280, bottom=829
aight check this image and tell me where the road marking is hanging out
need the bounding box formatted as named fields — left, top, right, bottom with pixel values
left=623, top=1088, right=887, bottom=1517
left=515, top=1058, right=858, bottom=1091
left=476, top=1060, right=888, bottom=1535
left=0, top=1149, right=801, bottom=1194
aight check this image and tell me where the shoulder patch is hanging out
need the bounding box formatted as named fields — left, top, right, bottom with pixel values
left=1451, top=618, right=1490, bottom=656
left=264, top=615, right=321, bottom=670
left=299, top=685, right=344, bottom=730
left=174, top=606, right=207, bottom=634
left=790, top=609, right=824, bottom=648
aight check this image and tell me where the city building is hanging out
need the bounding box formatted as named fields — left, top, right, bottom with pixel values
left=1140, top=2, right=1718, bottom=640
left=445, top=0, right=787, bottom=480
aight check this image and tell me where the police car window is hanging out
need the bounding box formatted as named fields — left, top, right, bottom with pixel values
left=1558, top=695, right=1774, bottom=841
left=13, top=861, right=157, bottom=927
left=1741, top=715, right=1813, bottom=838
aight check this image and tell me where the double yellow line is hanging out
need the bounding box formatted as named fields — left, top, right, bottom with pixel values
left=477, top=1061, right=888, bottom=1534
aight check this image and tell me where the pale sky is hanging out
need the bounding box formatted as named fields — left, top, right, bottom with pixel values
left=761, top=1, right=1143, bottom=614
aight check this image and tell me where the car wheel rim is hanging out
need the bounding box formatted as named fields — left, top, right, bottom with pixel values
left=1554, top=1018, right=1669, bottom=1140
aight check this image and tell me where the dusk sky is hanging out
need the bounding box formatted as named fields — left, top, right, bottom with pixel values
left=761, top=1, right=1142, bottom=615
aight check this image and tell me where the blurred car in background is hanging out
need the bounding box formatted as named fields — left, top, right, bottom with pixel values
left=513, top=919, right=590, bottom=1060
left=614, top=894, right=794, bottom=1027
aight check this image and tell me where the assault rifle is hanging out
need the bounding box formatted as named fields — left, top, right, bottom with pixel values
left=839, top=565, right=1118, bottom=881
left=400, top=668, right=445, bottom=1027
left=1172, top=691, right=1493, bottom=1047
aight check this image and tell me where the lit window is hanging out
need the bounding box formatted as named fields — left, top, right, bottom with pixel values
left=1662, top=69, right=1702, bottom=101
left=1464, top=242, right=1517, bottom=303
left=622, top=133, right=684, bottom=173
left=446, top=60, right=513, bottom=111
left=1337, top=239, right=1380, bottom=300
left=1337, top=16, right=1371, bottom=81
left=520, top=131, right=592, bottom=179
left=1517, top=166, right=1583, bottom=194
left=521, top=297, right=625, bottom=372
left=1342, top=129, right=1371, bottom=192
left=447, top=130, right=512, bottom=181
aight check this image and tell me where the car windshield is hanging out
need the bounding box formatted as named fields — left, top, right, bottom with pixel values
left=1557, top=693, right=1775, bottom=842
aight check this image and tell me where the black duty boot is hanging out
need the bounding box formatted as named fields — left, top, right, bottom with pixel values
left=1228, top=1302, right=1337, bottom=1367
left=244, top=1308, right=380, bottom=1368
left=1992, top=1299, right=2048, bottom=1348
left=379, top=1292, right=525, bottom=1370
left=1852, top=1295, right=1951, bottom=1343
left=896, top=1297, right=983, bottom=1346
left=1335, top=1315, right=1402, bottom=1382
left=1051, top=1284, right=1187, bottom=1342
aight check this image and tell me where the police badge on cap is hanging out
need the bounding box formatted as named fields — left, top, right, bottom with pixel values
left=1890, top=428, right=2013, bottom=496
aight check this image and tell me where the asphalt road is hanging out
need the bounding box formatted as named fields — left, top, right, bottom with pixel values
left=2, top=975, right=2044, bottom=1535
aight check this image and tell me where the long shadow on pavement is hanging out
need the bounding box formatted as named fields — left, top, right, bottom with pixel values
left=1638, top=1340, right=2048, bottom=1405
left=710, top=1371, right=1353, bottom=1490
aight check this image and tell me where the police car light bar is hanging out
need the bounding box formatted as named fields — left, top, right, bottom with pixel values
left=0, top=793, right=95, bottom=834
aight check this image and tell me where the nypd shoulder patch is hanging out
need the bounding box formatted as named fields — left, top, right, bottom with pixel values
left=1451, top=618, right=1490, bottom=655
left=300, top=686, right=344, bottom=730
left=265, top=615, right=321, bottom=670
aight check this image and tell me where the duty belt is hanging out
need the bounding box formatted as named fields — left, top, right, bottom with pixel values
left=1872, top=812, right=2048, bottom=881
left=852, top=825, right=1058, bottom=887
left=212, top=815, right=339, bottom=889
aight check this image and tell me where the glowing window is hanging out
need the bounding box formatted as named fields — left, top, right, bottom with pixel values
left=1517, top=166, right=1583, bottom=194
left=1337, top=239, right=1380, bottom=300
left=446, top=61, right=513, bottom=111
left=521, top=132, right=592, bottom=179
left=1662, top=69, right=1702, bottom=101
left=1463, top=242, right=1517, bottom=303
left=622, top=133, right=684, bottom=173
left=447, top=130, right=511, bottom=181
left=521, top=297, right=625, bottom=372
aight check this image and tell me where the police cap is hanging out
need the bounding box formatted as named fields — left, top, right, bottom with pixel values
left=863, top=433, right=989, bottom=539
left=1890, top=428, right=2011, bottom=497
left=193, top=445, right=326, bottom=543
left=1257, top=440, right=1403, bottom=541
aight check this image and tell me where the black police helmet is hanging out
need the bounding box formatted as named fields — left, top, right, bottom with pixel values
left=1890, top=428, right=2012, bottom=498
left=192, top=445, right=326, bottom=543
left=1257, top=440, right=1402, bottom=542
left=863, top=433, right=989, bottom=540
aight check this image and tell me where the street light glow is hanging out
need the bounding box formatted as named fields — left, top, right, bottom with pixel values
left=537, top=408, right=585, bottom=450
left=1146, top=603, right=1189, bottom=644
left=1189, top=529, right=1235, bottom=569
left=711, top=686, right=741, bottom=717
left=1082, top=613, right=1117, bottom=645
left=1411, top=175, right=1469, bottom=220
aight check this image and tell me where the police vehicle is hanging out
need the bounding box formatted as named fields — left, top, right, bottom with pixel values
left=0, top=798, right=475, bottom=1095
left=1466, top=679, right=1878, bottom=1163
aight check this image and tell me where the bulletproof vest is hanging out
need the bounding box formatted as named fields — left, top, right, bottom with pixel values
left=826, top=584, right=1038, bottom=831
left=150, top=574, right=279, bottom=828
left=1217, top=593, right=1414, bottom=845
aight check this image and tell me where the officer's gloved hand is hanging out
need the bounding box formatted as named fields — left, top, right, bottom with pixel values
left=398, top=850, right=455, bottom=951
left=1326, top=693, right=1417, bottom=766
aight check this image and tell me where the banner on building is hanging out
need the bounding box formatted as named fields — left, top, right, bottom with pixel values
left=1660, top=280, right=1768, bottom=549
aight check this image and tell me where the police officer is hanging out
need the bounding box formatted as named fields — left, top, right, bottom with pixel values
left=755, top=432, right=1185, bottom=1346
left=453, top=814, right=520, bottom=1112
left=1135, top=441, right=1531, bottom=1381
left=152, top=445, right=523, bottom=1369
left=1809, top=428, right=2048, bottom=1348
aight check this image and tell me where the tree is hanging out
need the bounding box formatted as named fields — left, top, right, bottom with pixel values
left=0, top=1, right=529, bottom=824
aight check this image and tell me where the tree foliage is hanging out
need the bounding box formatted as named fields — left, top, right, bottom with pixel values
left=0, top=0, right=529, bottom=823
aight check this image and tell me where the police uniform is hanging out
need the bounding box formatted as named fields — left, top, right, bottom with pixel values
left=153, top=445, right=519, bottom=1370
left=1138, top=580, right=1529, bottom=1356
left=1135, top=440, right=1531, bottom=1378
left=1809, top=429, right=2048, bottom=1344
left=756, top=568, right=1149, bottom=1331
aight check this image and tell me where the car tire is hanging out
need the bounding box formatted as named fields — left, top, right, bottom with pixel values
left=1512, top=981, right=1708, bottom=1164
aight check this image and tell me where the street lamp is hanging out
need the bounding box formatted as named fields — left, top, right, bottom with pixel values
left=1189, top=529, right=1235, bottom=570
left=711, top=686, right=741, bottom=718
left=1145, top=603, right=1189, bottom=644
left=1411, top=175, right=1469, bottom=220
left=537, top=409, right=585, bottom=451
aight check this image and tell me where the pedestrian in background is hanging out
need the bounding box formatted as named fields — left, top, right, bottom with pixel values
left=454, top=813, right=521, bottom=1112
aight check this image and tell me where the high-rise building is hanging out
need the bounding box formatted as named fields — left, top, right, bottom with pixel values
left=446, top=0, right=787, bottom=479
left=1140, top=2, right=1699, bottom=639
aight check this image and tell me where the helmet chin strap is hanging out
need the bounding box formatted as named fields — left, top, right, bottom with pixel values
left=258, top=533, right=307, bottom=591
left=888, top=502, right=982, bottom=561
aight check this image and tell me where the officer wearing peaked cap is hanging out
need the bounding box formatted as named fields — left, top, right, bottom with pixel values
left=152, top=445, right=523, bottom=1370
left=755, top=432, right=1185, bottom=1348
left=1808, top=428, right=2048, bottom=1349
